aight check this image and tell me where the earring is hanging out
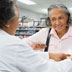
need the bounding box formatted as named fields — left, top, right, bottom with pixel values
left=5, top=25, right=10, bottom=28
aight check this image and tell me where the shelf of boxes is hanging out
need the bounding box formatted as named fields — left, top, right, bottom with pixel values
left=15, top=26, right=46, bottom=38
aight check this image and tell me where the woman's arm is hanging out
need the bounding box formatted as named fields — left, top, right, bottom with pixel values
left=22, top=28, right=48, bottom=50
left=49, top=53, right=71, bottom=61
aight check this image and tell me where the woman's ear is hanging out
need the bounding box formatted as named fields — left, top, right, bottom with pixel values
left=49, top=18, right=51, bottom=25
left=66, top=15, right=69, bottom=24
left=46, top=17, right=51, bottom=26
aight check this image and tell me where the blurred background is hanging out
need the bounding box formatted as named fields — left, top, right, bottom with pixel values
left=15, top=0, right=72, bottom=38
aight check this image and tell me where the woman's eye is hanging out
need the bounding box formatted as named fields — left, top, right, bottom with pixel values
left=59, top=16, right=63, bottom=20
left=51, top=18, right=56, bottom=21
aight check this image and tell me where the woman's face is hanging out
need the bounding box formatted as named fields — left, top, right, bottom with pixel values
left=9, top=6, right=19, bottom=35
left=1, top=6, right=19, bottom=35
left=49, top=8, right=68, bottom=33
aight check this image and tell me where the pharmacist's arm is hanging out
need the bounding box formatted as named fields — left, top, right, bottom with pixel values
left=17, top=41, right=65, bottom=72
left=17, top=42, right=49, bottom=72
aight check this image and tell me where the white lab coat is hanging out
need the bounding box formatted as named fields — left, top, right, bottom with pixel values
left=0, top=30, right=72, bottom=72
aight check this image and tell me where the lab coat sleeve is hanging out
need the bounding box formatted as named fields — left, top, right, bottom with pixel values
left=57, top=59, right=72, bottom=72
left=16, top=41, right=72, bottom=72
left=36, top=51, right=49, bottom=60
left=16, top=41, right=49, bottom=72
left=48, top=59, right=72, bottom=72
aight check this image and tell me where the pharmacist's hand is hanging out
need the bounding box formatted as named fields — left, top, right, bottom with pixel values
left=49, top=53, right=71, bottom=61
left=67, top=55, right=72, bottom=60
left=31, top=43, right=46, bottom=51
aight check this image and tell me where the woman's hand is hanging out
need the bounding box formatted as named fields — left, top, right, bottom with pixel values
left=49, top=53, right=71, bottom=61
left=67, top=55, right=72, bottom=60
left=31, top=43, right=47, bottom=51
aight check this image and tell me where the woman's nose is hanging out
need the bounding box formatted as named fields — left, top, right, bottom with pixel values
left=56, top=20, right=60, bottom=25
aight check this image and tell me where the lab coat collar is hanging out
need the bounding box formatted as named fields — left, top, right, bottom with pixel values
left=0, top=29, right=9, bottom=36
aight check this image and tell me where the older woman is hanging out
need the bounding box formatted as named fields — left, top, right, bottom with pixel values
left=1, top=0, right=72, bottom=72
left=23, top=4, right=72, bottom=60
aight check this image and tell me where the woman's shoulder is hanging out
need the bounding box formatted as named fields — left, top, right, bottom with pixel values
left=67, top=26, right=72, bottom=36
left=28, top=27, right=49, bottom=38
left=8, top=35, right=21, bottom=42
left=69, top=26, right=72, bottom=29
left=39, top=27, right=49, bottom=33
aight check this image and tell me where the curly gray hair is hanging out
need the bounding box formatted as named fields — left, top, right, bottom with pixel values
left=48, top=4, right=71, bottom=25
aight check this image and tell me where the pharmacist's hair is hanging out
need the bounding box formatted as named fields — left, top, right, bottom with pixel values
left=0, top=0, right=17, bottom=28
left=48, top=4, right=71, bottom=25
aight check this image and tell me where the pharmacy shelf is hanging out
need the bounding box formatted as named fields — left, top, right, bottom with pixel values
left=15, top=26, right=46, bottom=38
